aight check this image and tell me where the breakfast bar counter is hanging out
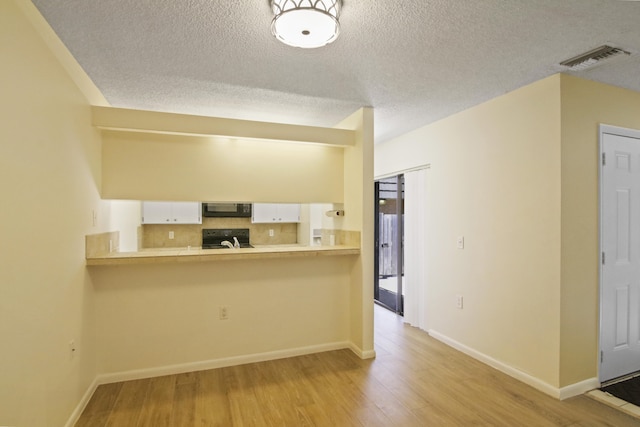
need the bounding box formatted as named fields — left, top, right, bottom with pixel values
left=86, top=244, right=360, bottom=266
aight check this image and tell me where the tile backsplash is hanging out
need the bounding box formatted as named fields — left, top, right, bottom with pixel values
left=86, top=231, right=120, bottom=257
left=321, top=229, right=360, bottom=246
left=141, top=218, right=297, bottom=249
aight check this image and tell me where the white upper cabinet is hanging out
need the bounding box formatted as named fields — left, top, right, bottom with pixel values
left=252, top=203, right=301, bottom=223
left=141, top=201, right=202, bottom=224
left=170, top=202, right=202, bottom=223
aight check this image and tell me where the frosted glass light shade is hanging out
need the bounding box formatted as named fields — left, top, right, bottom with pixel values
left=271, top=0, right=341, bottom=49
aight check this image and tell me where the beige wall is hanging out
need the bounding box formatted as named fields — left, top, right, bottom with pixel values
left=92, top=110, right=373, bottom=377
left=559, top=75, right=640, bottom=386
left=94, top=107, right=373, bottom=374
left=338, top=108, right=375, bottom=356
left=0, top=1, right=107, bottom=425
left=91, top=257, right=353, bottom=374
left=102, top=130, right=345, bottom=203
left=376, top=73, right=640, bottom=391
left=2, top=2, right=370, bottom=424
left=375, top=75, right=563, bottom=387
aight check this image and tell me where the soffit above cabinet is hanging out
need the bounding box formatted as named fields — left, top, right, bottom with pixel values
left=92, top=106, right=356, bottom=147
left=100, top=130, right=345, bottom=203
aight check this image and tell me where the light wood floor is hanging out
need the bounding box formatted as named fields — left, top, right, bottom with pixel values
left=76, top=305, right=639, bottom=426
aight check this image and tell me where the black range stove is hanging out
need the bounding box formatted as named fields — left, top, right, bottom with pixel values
left=202, top=228, right=253, bottom=249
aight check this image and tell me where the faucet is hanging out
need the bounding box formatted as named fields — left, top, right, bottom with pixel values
left=220, top=240, right=234, bottom=249
left=220, top=238, right=241, bottom=249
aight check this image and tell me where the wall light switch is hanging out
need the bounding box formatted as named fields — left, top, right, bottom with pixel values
left=457, top=236, right=464, bottom=249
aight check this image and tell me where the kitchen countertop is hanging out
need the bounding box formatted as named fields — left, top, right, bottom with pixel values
left=85, top=244, right=360, bottom=266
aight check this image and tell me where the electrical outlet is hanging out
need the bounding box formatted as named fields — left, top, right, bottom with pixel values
left=456, top=295, right=464, bottom=309
left=219, top=306, right=229, bottom=320
left=169, top=231, right=174, bottom=239
left=269, top=229, right=274, bottom=237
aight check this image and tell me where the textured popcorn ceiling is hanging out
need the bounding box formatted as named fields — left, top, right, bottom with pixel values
left=31, top=0, right=640, bottom=143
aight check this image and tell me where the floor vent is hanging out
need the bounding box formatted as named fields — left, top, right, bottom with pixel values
left=560, top=45, right=630, bottom=71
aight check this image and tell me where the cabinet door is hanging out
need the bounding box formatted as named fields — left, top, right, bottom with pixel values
left=252, top=203, right=278, bottom=223
left=141, top=201, right=173, bottom=224
left=252, top=203, right=300, bottom=223
left=142, top=201, right=202, bottom=224
left=171, top=202, right=201, bottom=224
left=277, top=204, right=301, bottom=222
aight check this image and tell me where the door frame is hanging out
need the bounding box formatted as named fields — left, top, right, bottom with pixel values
left=374, top=174, right=404, bottom=314
left=598, top=123, right=640, bottom=382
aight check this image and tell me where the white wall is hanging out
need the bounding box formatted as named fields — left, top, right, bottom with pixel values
left=110, top=200, right=141, bottom=251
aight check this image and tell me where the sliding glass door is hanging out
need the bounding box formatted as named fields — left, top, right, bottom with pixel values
left=374, top=175, right=404, bottom=314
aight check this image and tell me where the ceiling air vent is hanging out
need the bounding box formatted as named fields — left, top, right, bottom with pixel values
left=560, top=45, right=630, bottom=71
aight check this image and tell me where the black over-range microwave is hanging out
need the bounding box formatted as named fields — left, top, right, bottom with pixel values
left=202, top=202, right=252, bottom=218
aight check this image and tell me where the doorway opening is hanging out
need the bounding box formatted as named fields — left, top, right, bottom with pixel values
left=374, top=174, right=404, bottom=314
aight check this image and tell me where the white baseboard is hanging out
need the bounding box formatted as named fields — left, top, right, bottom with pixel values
left=96, top=341, right=353, bottom=385
left=559, top=377, right=600, bottom=400
left=66, top=340, right=372, bottom=425
left=64, top=377, right=99, bottom=427
left=348, top=342, right=376, bottom=359
left=66, top=341, right=357, bottom=425
left=428, top=329, right=597, bottom=400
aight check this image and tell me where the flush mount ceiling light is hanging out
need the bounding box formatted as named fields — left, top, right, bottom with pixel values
left=270, top=0, right=341, bottom=49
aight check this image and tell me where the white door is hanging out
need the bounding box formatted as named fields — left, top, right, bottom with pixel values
left=600, top=127, right=640, bottom=382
